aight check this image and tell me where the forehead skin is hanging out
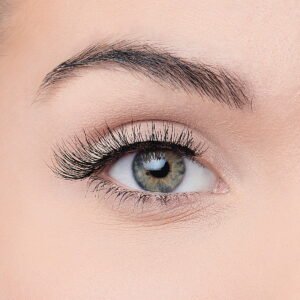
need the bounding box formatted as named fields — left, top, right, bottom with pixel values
left=0, top=1, right=300, bottom=299
left=4, top=0, right=300, bottom=100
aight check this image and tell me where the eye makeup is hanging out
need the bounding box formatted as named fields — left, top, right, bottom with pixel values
left=51, top=121, right=229, bottom=219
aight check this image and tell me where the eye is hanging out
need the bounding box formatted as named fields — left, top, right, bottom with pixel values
left=52, top=121, right=229, bottom=214
left=107, top=149, right=217, bottom=194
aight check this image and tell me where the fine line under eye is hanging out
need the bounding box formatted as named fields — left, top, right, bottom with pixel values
left=51, top=121, right=208, bottom=181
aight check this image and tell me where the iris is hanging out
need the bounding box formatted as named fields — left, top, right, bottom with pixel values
left=132, top=150, right=186, bottom=193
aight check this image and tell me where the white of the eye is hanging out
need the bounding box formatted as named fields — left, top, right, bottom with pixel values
left=173, top=159, right=216, bottom=193
left=108, top=153, right=140, bottom=190
left=108, top=153, right=217, bottom=193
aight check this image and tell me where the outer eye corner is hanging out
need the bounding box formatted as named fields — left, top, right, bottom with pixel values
left=213, top=177, right=230, bottom=194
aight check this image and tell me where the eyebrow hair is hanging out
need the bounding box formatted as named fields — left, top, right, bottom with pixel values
left=0, top=1, right=12, bottom=40
left=39, top=40, right=251, bottom=109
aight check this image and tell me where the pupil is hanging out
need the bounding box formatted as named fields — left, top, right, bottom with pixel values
left=146, top=160, right=170, bottom=178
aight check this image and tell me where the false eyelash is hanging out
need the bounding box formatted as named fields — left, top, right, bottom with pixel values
left=51, top=121, right=208, bottom=181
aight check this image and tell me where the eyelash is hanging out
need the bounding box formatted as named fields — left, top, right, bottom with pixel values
left=51, top=121, right=208, bottom=206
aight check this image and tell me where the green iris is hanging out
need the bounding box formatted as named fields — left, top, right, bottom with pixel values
left=132, top=150, right=186, bottom=193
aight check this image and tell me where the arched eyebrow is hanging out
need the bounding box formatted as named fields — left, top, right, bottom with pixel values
left=39, top=40, right=252, bottom=109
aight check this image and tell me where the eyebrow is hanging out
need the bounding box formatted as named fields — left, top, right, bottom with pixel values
left=39, top=40, right=251, bottom=109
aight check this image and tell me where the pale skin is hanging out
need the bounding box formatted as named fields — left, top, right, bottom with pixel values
left=0, top=1, right=299, bottom=299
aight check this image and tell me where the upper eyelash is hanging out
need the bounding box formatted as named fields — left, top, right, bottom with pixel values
left=51, top=121, right=208, bottom=181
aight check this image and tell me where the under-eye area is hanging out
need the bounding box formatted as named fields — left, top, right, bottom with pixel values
left=51, top=121, right=229, bottom=219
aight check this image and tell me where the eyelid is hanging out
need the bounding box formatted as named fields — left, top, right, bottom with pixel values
left=51, top=120, right=230, bottom=225
left=88, top=175, right=230, bottom=227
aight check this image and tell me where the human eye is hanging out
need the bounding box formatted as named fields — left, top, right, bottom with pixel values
left=51, top=121, right=229, bottom=222
left=108, top=149, right=216, bottom=194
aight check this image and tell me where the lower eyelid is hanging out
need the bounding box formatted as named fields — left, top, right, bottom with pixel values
left=87, top=177, right=231, bottom=227
left=87, top=166, right=230, bottom=226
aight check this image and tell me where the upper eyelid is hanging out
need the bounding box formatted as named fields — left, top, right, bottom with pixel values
left=51, top=121, right=207, bottom=181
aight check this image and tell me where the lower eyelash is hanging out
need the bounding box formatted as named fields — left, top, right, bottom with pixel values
left=88, top=174, right=196, bottom=211
left=87, top=174, right=226, bottom=227
left=91, top=176, right=174, bottom=205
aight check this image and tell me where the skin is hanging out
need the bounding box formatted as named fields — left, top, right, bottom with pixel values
left=0, top=0, right=299, bottom=299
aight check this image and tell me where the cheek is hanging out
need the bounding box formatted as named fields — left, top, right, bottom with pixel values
left=1, top=174, right=297, bottom=300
